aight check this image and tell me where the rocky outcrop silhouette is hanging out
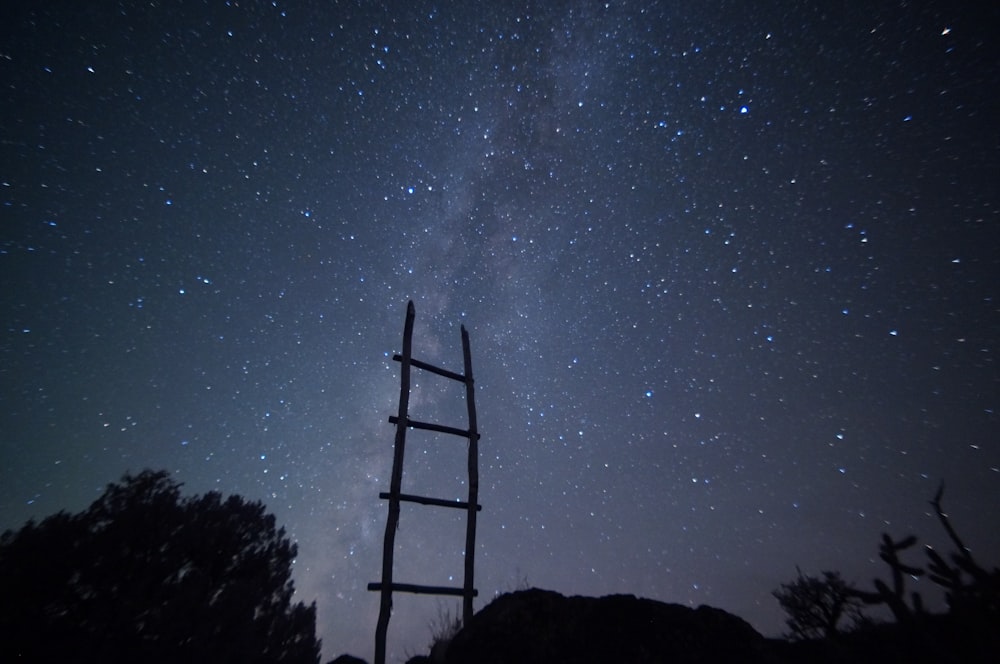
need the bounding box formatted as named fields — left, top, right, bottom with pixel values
left=328, top=656, right=368, bottom=664
left=443, top=588, right=773, bottom=664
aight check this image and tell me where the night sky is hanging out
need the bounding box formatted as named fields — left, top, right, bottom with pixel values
left=3, top=1, right=999, bottom=661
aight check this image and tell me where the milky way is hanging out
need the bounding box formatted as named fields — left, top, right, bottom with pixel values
left=2, top=2, right=999, bottom=661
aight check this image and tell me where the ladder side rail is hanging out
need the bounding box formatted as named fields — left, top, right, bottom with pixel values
left=461, top=324, right=480, bottom=625
left=373, top=301, right=415, bottom=664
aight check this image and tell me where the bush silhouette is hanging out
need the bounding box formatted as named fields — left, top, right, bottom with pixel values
left=0, top=469, right=320, bottom=663
left=773, top=483, right=999, bottom=660
left=849, top=483, right=999, bottom=624
left=772, top=568, right=866, bottom=640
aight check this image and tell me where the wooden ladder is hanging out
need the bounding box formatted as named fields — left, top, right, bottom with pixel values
left=367, top=301, right=481, bottom=664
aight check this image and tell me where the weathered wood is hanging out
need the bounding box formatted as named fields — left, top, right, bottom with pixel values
left=379, top=491, right=482, bottom=511
left=461, top=324, right=480, bottom=626
left=392, top=354, right=467, bottom=383
left=370, top=302, right=482, bottom=662
left=387, top=415, right=476, bottom=440
left=368, top=582, right=479, bottom=597
left=373, top=300, right=414, bottom=664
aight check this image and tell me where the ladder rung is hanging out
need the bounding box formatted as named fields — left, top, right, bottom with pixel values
left=393, top=354, right=467, bottom=383
left=388, top=415, right=477, bottom=439
left=380, top=492, right=482, bottom=511
left=367, top=582, right=478, bottom=597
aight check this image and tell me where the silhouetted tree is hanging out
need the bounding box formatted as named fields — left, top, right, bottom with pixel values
left=773, top=568, right=866, bottom=640
left=851, top=533, right=926, bottom=622
left=925, top=482, right=1000, bottom=619
left=851, top=483, right=1000, bottom=625
left=0, top=469, right=320, bottom=663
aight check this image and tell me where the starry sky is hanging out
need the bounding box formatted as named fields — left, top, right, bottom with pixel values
left=2, top=1, right=999, bottom=661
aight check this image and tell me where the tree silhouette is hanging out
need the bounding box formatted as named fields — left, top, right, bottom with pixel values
left=772, top=568, right=866, bottom=640
left=0, top=469, right=320, bottom=663
left=851, top=482, right=999, bottom=624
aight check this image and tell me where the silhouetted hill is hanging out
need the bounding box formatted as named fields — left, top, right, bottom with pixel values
left=443, top=588, right=773, bottom=664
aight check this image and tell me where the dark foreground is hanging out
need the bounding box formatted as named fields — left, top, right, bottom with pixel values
left=333, top=588, right=999, bottom=664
